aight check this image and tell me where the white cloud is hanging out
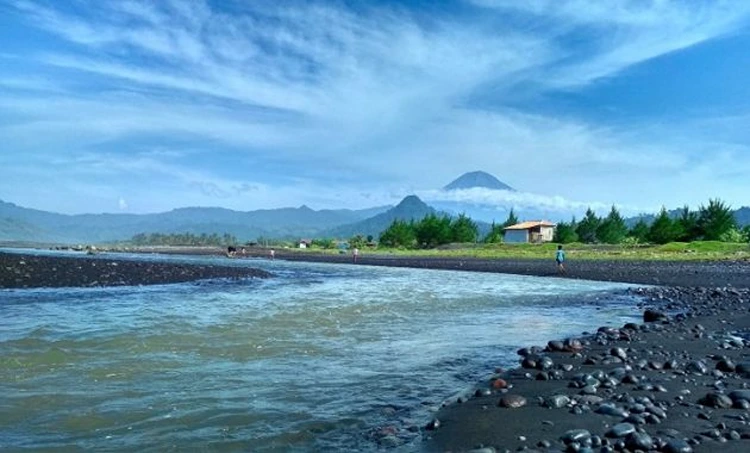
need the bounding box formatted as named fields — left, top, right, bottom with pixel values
left=1, top=0, right=749, bottom=214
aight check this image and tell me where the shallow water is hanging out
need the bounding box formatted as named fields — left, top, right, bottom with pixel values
left=0, top=252, right=640, bottom=451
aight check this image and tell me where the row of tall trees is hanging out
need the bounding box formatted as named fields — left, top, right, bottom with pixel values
left=379, top=213, right=479, bottom=248
left=555, top=199, right=747, bottom=244
left=130, top=232, right=238, bottom=246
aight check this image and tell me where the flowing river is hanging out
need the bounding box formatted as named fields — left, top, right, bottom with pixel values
left=0, top=252, right=640, bottom=451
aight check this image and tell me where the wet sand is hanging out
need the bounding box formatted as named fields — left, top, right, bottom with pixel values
left=0, top=251, right=270, bottom=289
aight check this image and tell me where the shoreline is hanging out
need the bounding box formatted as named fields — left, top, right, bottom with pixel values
left=0, top=251, right=270, bottom=289
left=39, top=245, right=750, bottom=288
left=423, top=286, right=750, bottom=452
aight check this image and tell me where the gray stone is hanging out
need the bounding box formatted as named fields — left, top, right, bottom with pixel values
left=716, top=359, right=736, bottom=372
left=498, top=394, right=527, bottom=408
left=644, top=309, right=667, bottom=322
left=561, top=429, right=591, bottom=444
left=544, top=394, right=570, bottom=409
left=596, top=403, right=629, bottom=418
left=686, top=360, right=708, bottom=375
left=548, top=340, right=565, bottom=351
left=698, top=392, right=733, bottom=409
left=610, top=347, right=628, bottom=361
left=605, top=423, right=636, bottom=438
left=728, top=389, right=750, bottom=403
left=626, top=431, right=654, bottom=450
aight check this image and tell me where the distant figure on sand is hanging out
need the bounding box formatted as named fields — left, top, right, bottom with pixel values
left=353, top=247, right=359, bottom=263
left=269, top=249, right=275, bottom=260
left=555, top=244, right=565, bottom=274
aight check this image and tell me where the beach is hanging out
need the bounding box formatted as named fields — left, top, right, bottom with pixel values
left=0, top=251, right=270, bottom=288
left=3, top=248, right=750, bottom=452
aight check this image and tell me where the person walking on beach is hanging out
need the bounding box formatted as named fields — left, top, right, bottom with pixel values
left=353, top=247, right=359, bottom=263
left=555, top=244, right=566, bottom=274
left=269, top=249, right=275, bottom=260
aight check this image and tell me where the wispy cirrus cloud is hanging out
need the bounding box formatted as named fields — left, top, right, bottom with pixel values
left=1, top=0, right=749, bottom=214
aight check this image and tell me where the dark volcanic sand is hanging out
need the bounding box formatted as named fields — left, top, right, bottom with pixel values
left=248, top=250, right=750, bottom=288
left=0, top=252, right=270, bottom=289
left=422, top=287, right=750, bottom=453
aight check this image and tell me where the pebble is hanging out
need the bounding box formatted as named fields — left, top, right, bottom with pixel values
left=595, top=403, right=629, bottom=418
left=698, top=392, right=733, bottom=409
left=498, top=394, right=527, bottom=409
left=561, top=429, right=591, bottom=444
left=663, top=439, right=693, bottom=453
left=605, top=423, right=636, bottom=438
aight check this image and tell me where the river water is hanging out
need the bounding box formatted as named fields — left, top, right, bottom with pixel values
left=0, top=253, right=640, bottom=451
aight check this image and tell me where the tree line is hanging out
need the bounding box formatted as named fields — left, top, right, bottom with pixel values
left=378, top=199, right=749, bottom=249
left=554, top=199, right=749, bottom=244
left=379, top=213, right=480, bottom=249
left=129, top=232, right=238, bottom=246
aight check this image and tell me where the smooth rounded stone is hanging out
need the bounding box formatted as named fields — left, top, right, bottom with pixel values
left=626, top=431, right=654, bottom=450
left=535, top=371, right=550, bottom=381
left=624, top=414, right=646, bottom=425
left=664, top=359, right=679, bottom=370
left=629, top=403, right=646, bottom=414
left=646, top=405, right=667, bottom=418
left=644, top=309, right=667, bottom=322
left=728, top=389, right=750, bottom=403
left=577, top=395, right=604, bottom=405
left=605, top=423, right=636, bottom=438
left=522, top=355, right=540, bottom=369
left=544, top=394, right=571, bottom=409
left=467, top=448, right=496, bottom=453
left=580, top=385, right=597, bottom=395
left=622, top=374, right=639, bottom=384
left=728, top=430, right=741, bottom=441
left=716, top=359, right=736, bottom=372
left=561, top=429, right=591, bottom=444
left=701, top=428, right=722, bottom=439
left=498, top=394, right=527, bottom=408
left=698, top=392, right=733, bottom=409
left=538, top=356, right=554, bottom=370
left=564, top=338, right=584, bottom=352
left=649, top=360, right=665, bottom=370
left=610, top=347, right=628, bottom=361
left=548, top=340, right=565, bottom=352
left=686, top=360, right=709, bottom=375
left=734, top=399, right=750, bottom=409
left=596, top=403, right=629, bottom=418
left=560, top=363, right=574, bottom=372
left=492, top=378, right=508, bottom=389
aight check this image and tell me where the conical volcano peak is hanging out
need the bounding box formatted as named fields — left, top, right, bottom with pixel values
left=443, top=171, right=515, bottom=191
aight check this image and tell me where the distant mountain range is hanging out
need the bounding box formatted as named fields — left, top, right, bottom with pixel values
left=0, top=199, right=389, bottom=243
left=1, top=170, right=747, bottom=244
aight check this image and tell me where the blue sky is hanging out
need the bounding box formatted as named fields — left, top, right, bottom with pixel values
left=1, top=0, right=750, bottom=216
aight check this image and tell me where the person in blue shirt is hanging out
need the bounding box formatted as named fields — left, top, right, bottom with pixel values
left=555, top=244, right=566, bottom=274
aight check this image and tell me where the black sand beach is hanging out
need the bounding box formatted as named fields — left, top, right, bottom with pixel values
left=4, top=248, right=750, bottom=452
left=0, top=251, right=270, bottom=288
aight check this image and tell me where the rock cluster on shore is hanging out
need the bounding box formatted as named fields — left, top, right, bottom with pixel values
left=427, top=286, right=750, bottom=453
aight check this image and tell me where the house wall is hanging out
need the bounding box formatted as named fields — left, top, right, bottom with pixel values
left=504, top=229, right=529, bottom=243
left=540, top=226, right=555, bottom=242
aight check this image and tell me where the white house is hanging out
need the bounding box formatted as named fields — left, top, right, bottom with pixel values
left=503, top=221, right=556, bottom=243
